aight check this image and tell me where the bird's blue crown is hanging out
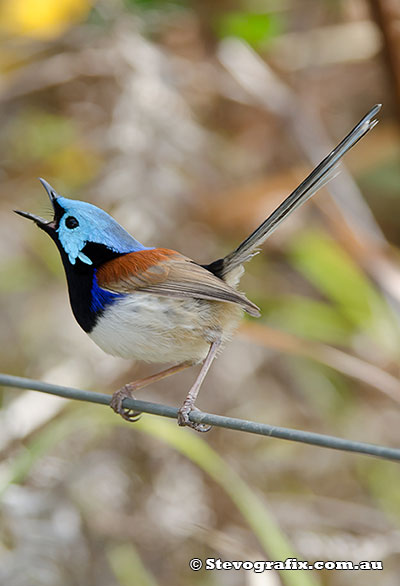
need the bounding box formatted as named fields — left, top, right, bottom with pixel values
left=56, top=197, right=149, bottom=265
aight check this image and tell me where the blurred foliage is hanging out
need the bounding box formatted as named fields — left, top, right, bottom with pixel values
left=4, top=109, right=101, bottom=186
left=269, top=294, right=354, bottom=344
left=289, top=231, right=400, bottom=354
left=216, top=11, right=282, bottom=48
left=138, top=416, right=319, bottom=586
left=108, top=543, right=159, bottom=586
left=1, top=0, right=400, bottom=585
left=125, top=0, right=186, bottom=9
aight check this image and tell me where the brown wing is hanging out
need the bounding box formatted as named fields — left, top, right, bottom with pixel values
left=96, top=249, right=260, bottom=317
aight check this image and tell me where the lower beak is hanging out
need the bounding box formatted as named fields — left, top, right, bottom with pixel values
left=14, top=209, right=52, bottom=226
left=14, top=178, right=59, bottom=228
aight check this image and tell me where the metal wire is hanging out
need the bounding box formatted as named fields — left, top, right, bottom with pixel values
left=1, top=372, right=399, bottom=462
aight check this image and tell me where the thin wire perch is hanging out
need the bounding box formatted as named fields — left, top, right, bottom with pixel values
left=1, top=373, right=399, bottom=463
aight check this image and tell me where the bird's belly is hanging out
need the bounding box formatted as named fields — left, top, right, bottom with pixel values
left=88, top=293, right=243, bottom=364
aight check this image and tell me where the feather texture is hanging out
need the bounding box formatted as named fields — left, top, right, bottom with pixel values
left=96, top=249, right=260, bottom=317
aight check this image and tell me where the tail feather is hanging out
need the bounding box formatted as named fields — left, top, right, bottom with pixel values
left=206, top=104, right=381, bottom=281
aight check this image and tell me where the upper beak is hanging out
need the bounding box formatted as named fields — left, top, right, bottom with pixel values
left=14, top=178, right=59, bottom=228
left=38, top=178, right=59, bottom=204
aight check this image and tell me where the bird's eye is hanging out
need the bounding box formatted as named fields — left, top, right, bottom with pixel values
left=65, top=216, right=79, bottom=229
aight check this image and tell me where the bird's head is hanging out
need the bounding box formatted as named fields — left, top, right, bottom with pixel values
left=15, top=179, right=147, bottom=268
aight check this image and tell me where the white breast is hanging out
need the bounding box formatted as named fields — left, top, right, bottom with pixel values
left=88, top=293, right=233, bottom=364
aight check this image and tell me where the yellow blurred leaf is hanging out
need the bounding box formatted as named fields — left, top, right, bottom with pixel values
left=0, top=0, right=92, bottom=39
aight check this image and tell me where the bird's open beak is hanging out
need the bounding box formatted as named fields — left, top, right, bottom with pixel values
left=14, top=178, right=59, bottom=230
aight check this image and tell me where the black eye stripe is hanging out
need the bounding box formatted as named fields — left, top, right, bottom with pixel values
left=65, top=216, right=79, bottom=229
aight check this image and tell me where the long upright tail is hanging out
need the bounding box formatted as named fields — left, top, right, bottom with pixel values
left=206, top=104, right=381, bottom=281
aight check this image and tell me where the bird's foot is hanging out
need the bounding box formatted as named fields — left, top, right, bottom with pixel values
left=177, top=404, right=212, bottom=433
left=110, top=384, right=141, bottom=423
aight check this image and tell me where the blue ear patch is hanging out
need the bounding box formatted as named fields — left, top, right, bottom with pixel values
left=56, top=197, right=149, bottom=263
left=57, top=217, right=93, bottom=265
left=78, top=251, right=92, bottom=265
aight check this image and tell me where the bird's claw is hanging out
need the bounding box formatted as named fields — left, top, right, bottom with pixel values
left=110, top=385, right=142, bottom=423
left=177, top=405, right=212, bottom=433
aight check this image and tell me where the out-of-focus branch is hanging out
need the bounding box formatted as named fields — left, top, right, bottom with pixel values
left=1, top=373, right=400, bottom=463
left=369, top=0, right=400, bottom=124
left=240, top=323, right=400, bottom=404
left=0, top=49, right=114, bottom=101
left=267, top=20, right=382, bottom=71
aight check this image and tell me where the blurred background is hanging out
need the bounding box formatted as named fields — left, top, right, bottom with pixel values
left=1, top=0, right=400, bottom=584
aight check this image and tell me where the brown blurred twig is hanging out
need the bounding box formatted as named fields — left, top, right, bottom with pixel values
left=240, top=323, right=400, bottom=403
left=369, top=0, right=400, bottom=124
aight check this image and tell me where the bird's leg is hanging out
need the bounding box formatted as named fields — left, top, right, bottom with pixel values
left=111, top=362, right=192, bottom=422
left=177, top=339, right=221, bottom=432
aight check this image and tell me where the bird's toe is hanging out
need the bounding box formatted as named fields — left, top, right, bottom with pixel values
left=177, top=405, right=211, bottom=432
left=110, top=384, right=142, bottom=423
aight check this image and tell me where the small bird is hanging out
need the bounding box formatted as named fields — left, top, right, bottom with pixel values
left=16, top=105, right=380, bottom=431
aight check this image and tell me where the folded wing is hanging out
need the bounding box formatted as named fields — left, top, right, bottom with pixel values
left=96, top=248, right=260, bottom=317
